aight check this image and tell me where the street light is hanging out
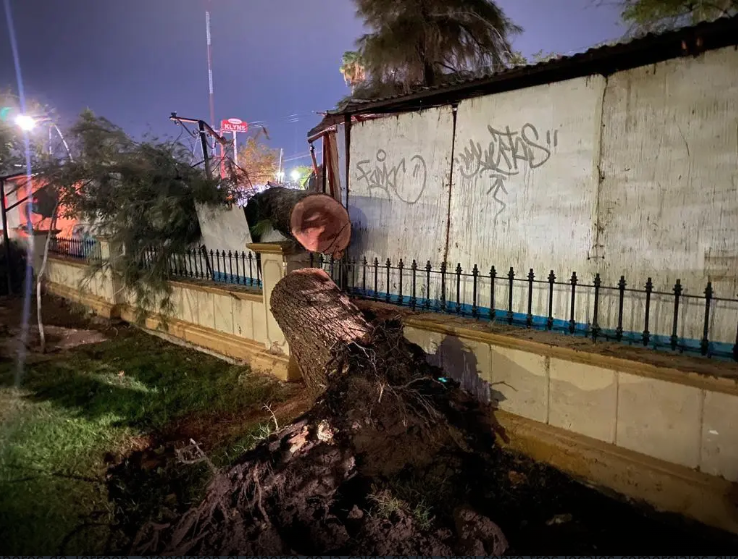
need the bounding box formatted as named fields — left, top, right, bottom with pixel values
left=290, top=169, right=301, bottom=183
left=14, top=114, right=36, bottom=131
left=14, top=114, right=72, bottom=160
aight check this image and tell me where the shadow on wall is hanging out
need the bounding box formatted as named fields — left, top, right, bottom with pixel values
left=423, top=334, right=510, bottom=442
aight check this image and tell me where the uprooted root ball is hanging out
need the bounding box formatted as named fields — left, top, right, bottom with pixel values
left=132, top=320, right=507, bottom=556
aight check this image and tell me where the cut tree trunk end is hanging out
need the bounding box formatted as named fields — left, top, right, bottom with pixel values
left=270, top=267, right=372, bottom=395
left=244, top=187, right=350, bottom=258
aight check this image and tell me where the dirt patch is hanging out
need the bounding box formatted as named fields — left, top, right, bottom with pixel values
left=160, top=387, right=311, bottom=453
left=104, top=389, right=312, bottom=551
left=0, top=295, right=111, bottom=362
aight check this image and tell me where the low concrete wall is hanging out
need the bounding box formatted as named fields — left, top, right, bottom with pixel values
left=44, top=243, right=303, bottom=382
left=398, top=308, right=738, bottom=534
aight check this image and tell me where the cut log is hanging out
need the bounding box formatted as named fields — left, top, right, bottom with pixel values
left=270, top=267, right=372, bottom=394
left=244, top=187, right=350, bottom=257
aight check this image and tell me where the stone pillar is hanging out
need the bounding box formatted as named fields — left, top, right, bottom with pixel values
left=31, top=229, right=60, bottom=274
left=95, top=235, right=125, bottom=308
left=247, top=241, right=310, bottom=381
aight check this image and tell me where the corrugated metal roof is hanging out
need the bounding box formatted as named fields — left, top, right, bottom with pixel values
left=308, top=14, right=738, bottom=137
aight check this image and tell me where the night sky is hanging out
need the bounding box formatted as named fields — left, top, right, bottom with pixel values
left=1, top=0, right=624, bottom=171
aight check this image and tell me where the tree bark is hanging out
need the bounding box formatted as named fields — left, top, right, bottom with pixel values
left=270, top=268, right=372, bottom=395
left=244, top=187, right=350, bottom=257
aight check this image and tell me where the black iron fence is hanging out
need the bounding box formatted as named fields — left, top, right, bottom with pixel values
left=311, top=254, right=738, bottom=362
left=50, top=236, right=101, bottom=260
left=142, top=245, right=262, bottom=288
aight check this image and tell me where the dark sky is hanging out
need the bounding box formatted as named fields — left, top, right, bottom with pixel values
left=0, top=0, right=624, bottom=170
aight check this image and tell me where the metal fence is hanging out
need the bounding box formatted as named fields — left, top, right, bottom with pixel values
left=311, top=254, right=738, bottom=362
left=142, top=245, right=262, bottom=288
left=50, top=237, right=101, bottom=261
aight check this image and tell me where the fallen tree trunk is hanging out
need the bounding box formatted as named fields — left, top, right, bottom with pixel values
left=244, top=187, right=350, bottom=258
left=135, top=270, right=507, bottom=556
left=270, top=268, right=371, bottom=395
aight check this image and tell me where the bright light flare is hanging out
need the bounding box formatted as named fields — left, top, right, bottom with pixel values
left=290, top=169, right=301, bottom=182
left=14, top=114, right=36, bottom=131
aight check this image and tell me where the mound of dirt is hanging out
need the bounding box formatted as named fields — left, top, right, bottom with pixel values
left=132, top=320, right=509, bottom=556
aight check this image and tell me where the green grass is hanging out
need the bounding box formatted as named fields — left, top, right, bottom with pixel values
left=0, top=328, right=295, bottom=555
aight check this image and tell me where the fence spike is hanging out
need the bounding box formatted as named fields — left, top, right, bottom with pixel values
left=643, top=277, right=653, bottom=346
left=569, top=271, right=578, bottom=334
left=410, top=260, right=417, bottom=310
left=616, top=275, right=626, bottom=341
left=592, top=273, right=601, bottom=341
left=671, top=279, right=682, bottom=351
left=398, top=259, right=405, bottom=306
left=526, top=268, right=534, bottom=328
left=455, top=263, right=462, bottom=315
left=701, top=281, right=713, bottom=356
left=490, top=266, right=497, bottom=322
left=425, top=261, right=432, bottom=310
left=373, top=257, right=379, bottom=302
left=546, top=270, right=555, bottom=330
left=471, top=264, right=479, bottom=319
left=506, top=267, right=514, bottom=325
left=385, top=258, right=392, bottom=303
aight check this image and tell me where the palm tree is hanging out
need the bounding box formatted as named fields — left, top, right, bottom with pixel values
left=354, top=0, right=521, bottom=92
left=620, top=0, right=737, bottom=33
left=340, top=51, right=367, bottom=92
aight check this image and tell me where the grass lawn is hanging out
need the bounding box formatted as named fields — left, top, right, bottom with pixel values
left=0, top=298, right=306, bottom=555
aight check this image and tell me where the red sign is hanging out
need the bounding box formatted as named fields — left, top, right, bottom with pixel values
left=220, top=118, right=248, bottom=134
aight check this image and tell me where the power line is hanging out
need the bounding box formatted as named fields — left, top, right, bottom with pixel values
left=282, top=150, right=322, bottom=163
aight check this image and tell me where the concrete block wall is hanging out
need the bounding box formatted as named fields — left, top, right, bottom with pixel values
left=403, top=322, right=738, bottom=480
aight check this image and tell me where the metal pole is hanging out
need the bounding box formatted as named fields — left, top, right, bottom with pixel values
left=232, top=131, right=238, bottom=166
left=205, top=4, right=215, bottom=136
left=50, top=122, right=72, bottom=161
left=278, top=148, right=283, bottom=182
left=198, top=120, right=211, bottom=179
left=1, top=177, right=14, bottom=294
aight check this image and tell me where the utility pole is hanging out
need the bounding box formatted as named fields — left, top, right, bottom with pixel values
left=205, top=0, right=216, bottom=157
left=198, top=121, right=212, bottom=179
left=170, top=112, right=227, bottom=180
left=278, top=148, right=283, bottom=182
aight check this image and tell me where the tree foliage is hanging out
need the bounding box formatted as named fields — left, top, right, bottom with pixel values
left=340, top=50, right=367, bottom=91
left=236, top=136, right=279, bottom=188
left=619, top=0, right=737, bottom=32
left=351, top=0, right=520, bottom=97
left=39, top=110, right=234, bottom=320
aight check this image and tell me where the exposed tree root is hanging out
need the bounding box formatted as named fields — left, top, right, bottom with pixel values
left=132, top=320, right=508, bottom=556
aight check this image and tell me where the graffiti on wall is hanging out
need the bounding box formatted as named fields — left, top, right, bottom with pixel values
left=457, top=123, right=558, bottom=221
left=355, top=149, right=428, bottom=205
